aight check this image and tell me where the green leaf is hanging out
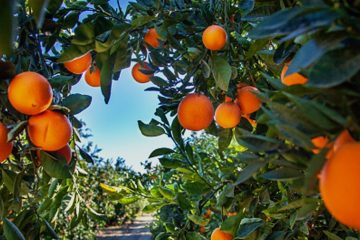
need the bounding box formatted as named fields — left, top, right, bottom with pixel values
left=159, top=187, right=175, bottom=200
left=78, top=147, right=94, bottom=164
left=221, top=215, right=242, bottom=236
left=159, top=158, right=184, bottom=169
left=262, top=167, right=303, bottom=181
left=72, top=22, right=95, bottom=46
left=186, top=232, right=207, bottom=240
left=149, top=148, right=174, bottom=158
left=307, top=48, right=360, bottom=88
left=323, top=231, right=343, bottom=240
left=40, top=151, right=72, bottom=179
left=57, top=45, right=93, bottom=63
left=0, top=0, right=17, bottom=55
left=62, top=94, right=92, bottom=115
left=138, top=120, right=165, bottom=137
left=7, top=121, right=27, bottom=141
left=211, top=56, right=232, bottom=91
left=218, top=128, right=233, bottom=151
left=29, top=0, right=49, bottom=28
left=187, top=214, right=209, bottom=226
left=237, top=218, right=264, bottom=239
left=96, top=52, right=116, bottom=104
left=235, top=161, right=266, bottom=185
left=131, top=16, right=156, bottom=28
left=239, top=0, right=255, bottom=16
left=3, top=218, right=25, bottom=240
left=118, top=196, right=140, bottom=205
left=44, top=220, right=59, bottom=239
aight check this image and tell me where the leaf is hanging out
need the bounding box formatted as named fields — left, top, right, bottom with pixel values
left=235, top=161, right=266, bottom=185
left=57, top=45, right=93, bottom=63
left=29, top=0, right=49, bottom=28
left=186, top=232, right=207, bottom=240
left=131, top=16, right=156, bottom=28
left=159, top=158, right=184, bottom=169
left=221, top=215, right=242, bottom=235
left=323, top=231, right=343, bottom=240
left=307, top=48, right=360, bottom=88
left=239, top=0, right=255, bottom=16
left=211, top=56, right=232, bottom=91
left=0, top=0, right=17, bottom=55
left=71, top=22, right=95, bottom=46
left=187, top=214, right=209, bottom=226
left=159, top=187, right=175, bottom=200
left=118, top=196, right=139, bottom=204
left=44, top=220, right=59, bottom=239
left=62, top=94, right=92, bottom=115
left=3, top=218, right=26, bottom=240
left=237, top=218, right=264, bottom=239
left=78, top=147, right=94, bottom=164
left=218, top=129, right=233, bottom=151
left=96, top=52, right=116, bottom=104
left=138, top=120, right=165, bottom=137
left=100, top=183, right=118, bottom=193
left=7, top=121, right=27, bottom=141
left=40, top=151, right=72, bottom=179
left=262, top=167, right=303, bottom=181
left=149, top=148, right=174, bottom=158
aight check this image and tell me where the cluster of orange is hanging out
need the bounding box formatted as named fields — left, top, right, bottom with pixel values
left=312, top=131, right=360, bottom=230
left=199, top=209, right=235, bottom=240
left=177, top=85, right=261, bottom=131
left=64, top=52, right=101, bottom=87
left=0, top=72, right=73, bottom=164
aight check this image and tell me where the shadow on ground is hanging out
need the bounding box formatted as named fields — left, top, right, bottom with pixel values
left=97, top=215, right=153, bottom=240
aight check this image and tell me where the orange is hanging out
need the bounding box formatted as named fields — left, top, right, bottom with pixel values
left=311, top=136, right=329, bottom=154
left=37, top=144, right=72, bottom=165
left=8, top=72, right=53, bottom=115
left=144, top=28, right=160, bottom=48
left=63, top=52, right=92, bottom=74
left=0, top=123, right=13, bottom=163
left=215, top=102, right=241, bottom=128
left=211, top=227, right=233, bottom=240
left=333, top=130, right=355, bottom=153
left=85, top=66, right=101, bottom=87
left=202, top=25, right=227, bottom=51
left=319, top=142, right=360, bottom=230
left=27, top=110, right=73, bottom=151
left=227, top=212, right=237, bottom=217
left=236, top=86, right=261, bottom=114
left=131, top=63, right=154, bottom=83
left=199, top=226, right=206, bottom=234
left=178, top=93, right=214, bottom=131
left=203, top=209, right=212, bottom=219
left=281, top=63, right=308, bottom=86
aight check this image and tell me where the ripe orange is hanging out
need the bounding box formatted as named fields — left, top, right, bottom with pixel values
left=215, top=102, right=241, bottom=128
left=85, top=66, right=101, bottom=87
left=333, top=130, right=355, bottom=152
left=178, top=93, right=214, bottom=131
left=236, top=86, right=261, bottom=114
left=27, top=110, right=73, bottom=151
left=281, top=63, right=308, bottom=86
left=37, top=144, right=72, bottom=165
left=202, top=25, right=227, bottom=51
left=144, top=28, right=160, bottom=48
left=311, top=136, right=329, bottom=154
left=203, top=209, right=212, bottom=219
left=319, top=142, right=360, bottom=230
left=211, top=228, right=233, bottom=240
left=132, top=63, right=154, bottom=83
left=8, top=72, right=53, bottom=115
left=63, top=52, right=92, bottom=74
left=227, top=212, right=237, bottom=217
left=0, top=123, right=13, bottom=163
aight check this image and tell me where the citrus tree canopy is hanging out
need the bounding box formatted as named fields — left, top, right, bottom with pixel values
left=1, top=0, right=360, bottom=239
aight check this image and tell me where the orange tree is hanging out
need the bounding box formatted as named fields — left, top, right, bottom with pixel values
left=2, top=0, right=360, bottom=239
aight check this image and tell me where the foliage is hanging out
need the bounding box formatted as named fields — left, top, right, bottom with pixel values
left=2, top=0, right=360, bottom=239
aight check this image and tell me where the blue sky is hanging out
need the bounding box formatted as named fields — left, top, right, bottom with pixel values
left=72, top=0, right=173, bottom=171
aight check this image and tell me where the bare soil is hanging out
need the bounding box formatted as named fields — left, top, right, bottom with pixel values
left=96, top=215, right=153, bottom=240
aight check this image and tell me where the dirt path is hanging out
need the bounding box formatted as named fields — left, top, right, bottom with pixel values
left=97, top=215, right=153, bottom=240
